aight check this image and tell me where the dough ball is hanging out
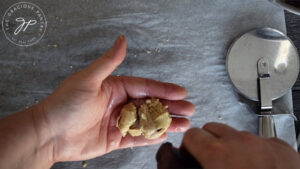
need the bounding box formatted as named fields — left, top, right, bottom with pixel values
left=116, top=98, right=172, bottom=140
left=116, top=102, right=137, bottom=137
left=139, top=98, right=172, bottom=139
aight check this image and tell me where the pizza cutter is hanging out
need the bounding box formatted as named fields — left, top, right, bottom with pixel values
left=226, top=28, right=299, bottom=138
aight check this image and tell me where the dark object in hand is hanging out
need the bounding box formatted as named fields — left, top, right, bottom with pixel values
left=156, top=142, right=202, bottom=169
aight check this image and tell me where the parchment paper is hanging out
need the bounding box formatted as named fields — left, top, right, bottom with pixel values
left=0, top=0, right=296, bottom=168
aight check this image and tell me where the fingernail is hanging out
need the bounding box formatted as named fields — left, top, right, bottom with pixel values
left=114, top=35, right=121, bottom=47
left=114, top=35, right=125, bottom=48
left=119, top=34, right=125, bottom=41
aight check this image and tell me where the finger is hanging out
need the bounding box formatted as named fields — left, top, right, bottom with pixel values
left=130, top=99, right=194, bottom=116
left=268, top=138, right=291, bottom=147
left=119, top=133, right=167, bottom=149
left=181, top=128, right=218, bottom=163
left=120, top=76, right=187, bottom=100
left=80, top=35, right=126, bottom=84
left=267, top=138, right=299, bottom=158
left=167, top=117, right=190, bottom=132
left=202, top=122, right=238, bottom=138
left=161, top=100, right=195, bottom=116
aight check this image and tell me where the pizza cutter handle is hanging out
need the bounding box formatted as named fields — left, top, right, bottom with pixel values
left=259, top=115, right=277, bottom=138
left=269, top=0, right=300, bottom=15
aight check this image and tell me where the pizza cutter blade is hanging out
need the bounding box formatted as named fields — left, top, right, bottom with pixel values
left=226, top=28, right=299, bottom=138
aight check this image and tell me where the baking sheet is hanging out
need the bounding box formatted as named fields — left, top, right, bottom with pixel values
left=0, top=0, right=296, bottom=168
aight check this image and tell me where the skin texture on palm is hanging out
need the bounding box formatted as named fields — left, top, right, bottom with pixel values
left=37, top=35, right=195, bottom=162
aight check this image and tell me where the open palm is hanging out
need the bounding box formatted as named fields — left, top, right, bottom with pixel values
left=38, top=35, right=194, bottom=162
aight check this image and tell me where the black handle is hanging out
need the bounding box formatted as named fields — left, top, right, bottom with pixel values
left=156, top=142, right=203, bottom=169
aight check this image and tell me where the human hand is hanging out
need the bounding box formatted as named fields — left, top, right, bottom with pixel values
left=35, top=35, right=194, bottom=163
left=181, top=122, right=300, bottom=169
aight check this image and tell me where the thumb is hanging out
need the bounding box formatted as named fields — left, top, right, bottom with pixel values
left=80, top=35, right=126, bottom=83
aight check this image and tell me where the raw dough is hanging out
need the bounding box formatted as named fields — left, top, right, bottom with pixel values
left=116, top=102, right=137, bottom=137
left=116, top=98, right=172, bottom=139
